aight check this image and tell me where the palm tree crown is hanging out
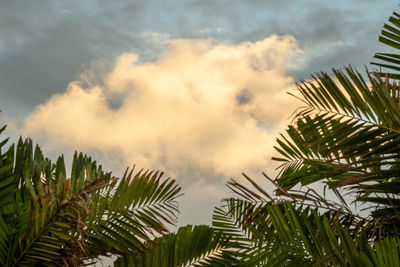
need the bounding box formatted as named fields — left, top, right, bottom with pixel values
left=210, top=10, right=400, bottom=266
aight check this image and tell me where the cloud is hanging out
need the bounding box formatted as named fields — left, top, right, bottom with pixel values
left=1, top=0, right=395, bottom=120
left=23, top=35, right=300, bottom=179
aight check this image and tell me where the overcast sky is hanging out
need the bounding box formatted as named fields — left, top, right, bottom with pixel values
left=1, top=0, right=398, bottom=226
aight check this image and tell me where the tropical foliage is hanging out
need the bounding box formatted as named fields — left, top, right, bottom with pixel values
left=114, top=224, right=232, bottom=267
left=210, top=10, right=400, bottom=266
left=2, top=9, right=400, bottom=267
left=0, top=128, right=183, bottom=266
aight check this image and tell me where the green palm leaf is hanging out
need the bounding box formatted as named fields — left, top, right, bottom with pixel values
left=214, top=194, right=400, bottom=266
left=0, top=125, right=16, bottom=207
left=372, top=11, right=400, bottom=79
left=114, top=225, right=231, bottom=267
left=211, top=9, right=400, bottom=267
left=271, top=66, right=400, bottom=236
left=0, top=125, right=183, bottom=266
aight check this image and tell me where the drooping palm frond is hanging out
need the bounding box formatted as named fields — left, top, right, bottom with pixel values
left=213, top=183, right=400, bottom=266
left=84, top=168, right=182, bottom=260
left=213, top=173, right=368, bottom=266
left=372, top=11, right=400, bottom=79
left=211, top=9, right=400, bottom=266
left=212, top=199, right=274, bottom=266
left=114, top=225, right=232, bottom=267
left=270, top=65, right=400, bottom=237
left=213, top=199, right=347, bottom=266
left=0, top=126, right=183, bottom=266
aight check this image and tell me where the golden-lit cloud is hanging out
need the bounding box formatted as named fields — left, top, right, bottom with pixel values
left=23, top=35, right=301, bottom=178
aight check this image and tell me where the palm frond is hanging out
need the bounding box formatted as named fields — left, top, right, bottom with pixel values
left=87, top=169, right=182, bottom=257
left=269, top=66, right=400, bottom=236
left=0, top=126, right=183, bottom=266
left=0, top=125, right=16, bottom=207
left=212, top=9, right=400, bottom=266
left=114, top=225, right=231, bottom=267
left=213, top=197, right=400, bottom=266
left=372, top=11, right=400, bottom=78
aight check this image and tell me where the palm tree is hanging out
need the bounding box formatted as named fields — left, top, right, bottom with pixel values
left=4, top=9, right=400, bottom=267
left=0, top=125, right=232, bottom=267
left=210, top=11, right=400, bottom=266
left=0, top=126, right=183, bottom=266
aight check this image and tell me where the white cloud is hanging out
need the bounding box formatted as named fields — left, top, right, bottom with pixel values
left=23, top=35, right=301, bottom=180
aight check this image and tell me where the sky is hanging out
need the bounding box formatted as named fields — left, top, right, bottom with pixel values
left=0, top=0, right=399, bottom=227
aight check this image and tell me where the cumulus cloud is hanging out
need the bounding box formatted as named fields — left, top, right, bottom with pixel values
left=23, top=35, right=301, bottom=179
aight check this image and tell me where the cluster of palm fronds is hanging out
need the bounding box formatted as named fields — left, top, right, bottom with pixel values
left=209, top=11, right=400, bottom=266
left=0, top=132, right=184, bottom=266
left=2, top=10, right=400, bottom=267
